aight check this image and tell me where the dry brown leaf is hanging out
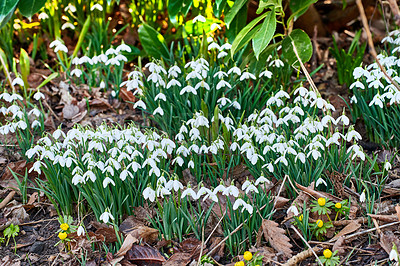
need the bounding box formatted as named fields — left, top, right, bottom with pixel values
left=63, top=104, right=79, bottom=119
left=283, top=246, right=320, bottom=266
left=271, top=196, right=290, bottom=209
left=296, top=183, right=342, bottom=202
left=163, top=252, right=192, bottom=266
left=380, top=231, right=400, bottom=255
left=395, top=205, right=400, bottom=221
left=125, top=245, right=166, bottom=265
left=332, top=236, right=346, bottom=255
left=261, top=219, right=292, bottom=258
left=368, top=213, right=397, bottom=223
left=129, top=225, right=159, bottom=244
left=331, top=221, right=361, bottom=241
left=249, top=246, right=277, bottom=263
left=115, top=234, right=138, bottom=257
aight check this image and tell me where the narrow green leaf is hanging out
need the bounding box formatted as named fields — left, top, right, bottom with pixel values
left=252, top=10, right=276, bottom=60
left=230, top=12, right=269, bottom=58
left=0, top=0, right=18, bottom=30
left=224, top=0, right=248, bottom=29
left=287, top=0, right=317, bottom=23
left=138, top=23, right=170, bottom=60
left=18, top=0, right=46, bottom=18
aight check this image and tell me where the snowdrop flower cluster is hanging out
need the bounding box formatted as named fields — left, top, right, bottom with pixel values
left=0, top=90, right=43, bottom=135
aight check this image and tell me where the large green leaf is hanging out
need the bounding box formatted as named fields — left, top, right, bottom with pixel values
left=168, top=0, right=192, bottom=25
left=0, top=0, right=18, bottom=30
left=138, top=23, right=170, bottom=60
left=224, top=0, right=248, bottom=29
left=18, top=0, right=46, bottom=18
left=226, top=2, right=247, bottom=43
left=252, top=9, right=276, bottom=60
left=282, top=29, right=312, bottom=66
left=230, top=11, right=269, bottom=58
left=256, top=0, right=282, bottom=14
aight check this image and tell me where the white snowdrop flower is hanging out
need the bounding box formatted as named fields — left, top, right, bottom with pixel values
left=220, top=43, right=232, bottom=50
left=230, top=101, right=241, bottom=110
left=193, top=15, right=206, bottom=23
left=359, top=191, right=366, bottom=202
left=259, top=69, right=272, bottom=78
left=335, top=114, right=350, bottom=126
left=156, top=185, right=171, bottom=198
left=153, top=106, right=164, bottom=116
left=287, top=205, right=299, bottom=216
left=133, top=100, right=146, bottom=109
left=70, top=69, right=82, bottom=77
left=233, top=198, right=246, bottom=211
left=180, top=85, right=197, bottom=95
left=228, top=66, right=241, bottom=76
left=165, top=179, right=183, bottom=192
left=106, top=48, right=118, bottom=56
left=100, top=81, right=106, bottom=89
left=345, top=129, right=362, bottom=142
left=38, top=12, right=49, bottom=21
left=116, top=43, right=131, bottom=53
left=172, top=156, right=184, bottom=166
left=350, top=80, right=365, bottom=90
left=143, top=186, right=156, bottom=202
left=316, top=178, right=327, bottom=187
left=61, top=22, right=75, bottom=30
left=294, top=86, right=307, bottom=97
left=208, top=42, right=220, bottom=50
left=269, top=59, right=284, bottom=68
left=188, top=160, right=194, bottom=169
left=210, top=23, right=221, bottom=31
left=64, top=4, right=76, bottom=12
left=384, top=161, right=392, bottom=171
left=217, top=51, right=228, bottom=59
left=166, top=79, right=181, bottom=89
left=103, top=177, right=116, bottom=188
left=216, top=80, right=231, bottom=90
left=29, top=160, right=45, bottom=175
left=72, top=174, right=85, bottom=185
left=50, top=40, right=68, bottom=53
left=71, top=57, right=80, bottom=65
left=79, top=56, right=94, bottom=65
left=16, top=120, right=27, bottom=130
left=214, top=71, right=228, bottom=79
left=77, top=226, right=85, bottom=236
left=245, top=184, right=258, bottom=194
left=195, top=80, right=210, bottom=91
left=369, top=94, right=384, bottom=108
left=31, top=120, right=40, bottom=129
left=240, top=72, right=256, bottom=81
left=207, top=36, right=214, bottom=43
left=115, top=54, right=128, bottom=62
left=106, top=57, right=121, bottom=66
left=390, top=248, right=398, bottom=261
left=12, top=77, right=24, bottom=87
left=99, top=210, right=114, bottom=224
left=217, top=96, right=232, bottom=107
left=275, top=155, right=288, bottom=166
left=255, top=175, right=271, bottom=186
left=181, top=186, right=198, bottom=200
left=53, top=129, right=65, bottom=139
left=350, top=95, right=358, bottom=104
left=91, top=3, right=103, bottom=11
left=33, top=91, right=45, bottom=100
left=353, top=67, right=366, bottom=79
left=222, top=184, right=239, bottom=197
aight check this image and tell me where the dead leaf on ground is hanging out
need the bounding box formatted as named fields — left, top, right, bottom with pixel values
left=296, top=183, right=342, bottom=202
left=125, top=245, right=166, bottom=265
left=331, top=221, right=361, bottom=241
left=207, top=237, right=225, bottom=261
left=63, top=104, right=80, bottom=119
left=380, top=231, right=400, bottom=255
left=163, top=252, right=192, bottom=266
left=332, top=236, right=346, bottom=255
left=368, top=213, right=397, bottom=223
left=260, top=219, right=292, bottom=258
left=249, top=246, right=277, bottom=263
left=115, top=234, right=138, bottom=257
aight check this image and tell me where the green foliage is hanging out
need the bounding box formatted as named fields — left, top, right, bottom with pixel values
left=4, top=224, right=20, bottom=253
left=252, top=9, right=276, bottom=60
left=330, top=30, right=366, bottom=86
left=138, top=23, right=170, bottom=60
left=282, top=29, right=313, bottom=66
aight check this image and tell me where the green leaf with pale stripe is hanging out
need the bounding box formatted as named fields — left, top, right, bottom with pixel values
left=252, top=10, right=276, bottom=60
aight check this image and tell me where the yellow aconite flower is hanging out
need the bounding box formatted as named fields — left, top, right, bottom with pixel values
left=323, top=249, right=333, bottom=259
left=316, top=219, right=323, bottom=228
left=234, top=261, right=245, bottom=266
left=299, top=214, right=303, bottom=222
left=335, top=202, right=342, bottom=209
left=58, top=231, right=67, bottom=240
left=317, top=197, right=326, bottom=206
left=244, top=251, right=252, bottom=261
left=60, top=223, right=69, bottom=231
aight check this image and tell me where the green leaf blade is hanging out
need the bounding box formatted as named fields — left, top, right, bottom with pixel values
left=18, top=0, right=46, bottom=18
left=252, top=10, right=276, bottom=60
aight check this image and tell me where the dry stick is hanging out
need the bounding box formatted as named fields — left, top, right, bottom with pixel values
left=328, top=221, right=400, bottom=243
left=197, top=224, right=205, bottom=266
left=0, top=190, right=16, bottom=209
left=204, top=209, right=227, bottom=246
left=290, top=225, right=323, bottom=266
left=283, top=246, right=320, bottom=266
left=387, top=0, right=400, bottom=24
left=356, top=0, right=400, bottom=92
left=273, top=174, right=288, bottom=209
left=0, top=54, right=16, bottom=94
left=18, top=218, right=58, bottom=226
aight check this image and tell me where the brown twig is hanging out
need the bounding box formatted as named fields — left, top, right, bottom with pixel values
left=0, top=190, right=16, bottom=209
left=290, top=225, right=323, bottom=266
left=356, top=0, right=400, bottom=92
left=387, top=0, right=400, bottom=25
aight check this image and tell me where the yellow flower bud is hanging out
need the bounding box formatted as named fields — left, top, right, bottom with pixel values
left=335, top=202, right=342, bottom=209
left=317, top=198, right=326, bottom=207
left=244, top=251, right=252, bottom=261
left=235, top=261, right=245, bottom=266
left=316, top=219, right=323, bottom=228
left=323, top=249, right=333, bottom=259
left=58, top=231, right=68, bottom=240
left=299, top=214, right=303, bottom=222
left=60, top=223, right=69, bottom=231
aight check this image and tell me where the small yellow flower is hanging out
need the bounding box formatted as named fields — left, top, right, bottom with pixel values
left=317, top=198, right=326, bottom=207
left=234, top=261, right=245, bottom=266
left=244, top=251, right=252, bottom=261
left=335, top=202, right=342, bottom=209
left=323, top=249, right=332, bottom=259
left=316, top=219, right=323, bottom=228
left=60, top=223, right=69, bottom=231
left=298, top=214, right=303, bottom=222
left=58, top=231, right=67, bottom=240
